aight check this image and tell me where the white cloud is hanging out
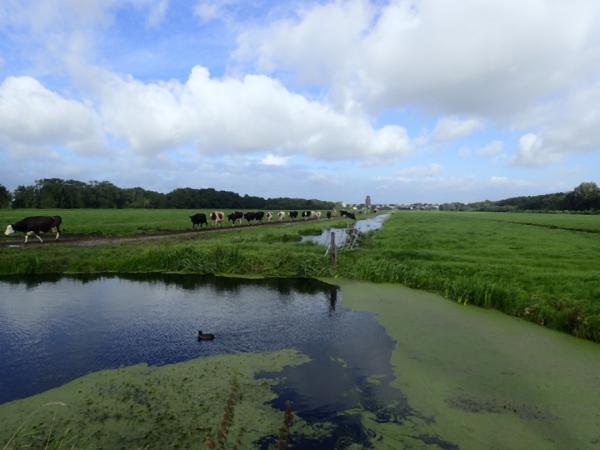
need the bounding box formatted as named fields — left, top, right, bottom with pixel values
left=514, top=133, right=560, bottom=167
left=235, top=0, right=372, bottom=91
left=90, top=65, right=412, bottom=162
left=194, top=0, right=239, bottom=23
left=397, top=163, right=443, bottom=177
left=478, top=140, right=504, bottom=157
left=235, top=0, right=600, bottom=164
left=489, top=176, right=530, bottom=188
left=260, top=154, right=289, bottom=166
left=237, top=1, right=599, bottom=114
left=431, top=117, right=481, bottom=142
left=0, top=76, right=104, bottom=154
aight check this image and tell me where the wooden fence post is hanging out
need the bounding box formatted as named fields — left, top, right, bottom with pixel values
left=330, top=232, right=336, bottom=267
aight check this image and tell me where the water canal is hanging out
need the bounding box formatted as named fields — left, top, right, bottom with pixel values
left=1, top=275, right=599, bottom=449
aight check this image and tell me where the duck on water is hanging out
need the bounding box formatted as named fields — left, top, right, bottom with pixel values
left=198, top=330, right=215, bottom=341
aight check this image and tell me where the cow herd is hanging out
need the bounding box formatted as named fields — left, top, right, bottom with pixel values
left=189, top=209, right=341, bottom=229
left=3, top=209, right=359, bottom=243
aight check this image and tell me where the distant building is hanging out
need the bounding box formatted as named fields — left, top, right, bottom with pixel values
left=365, top=195, right=372, bottom=208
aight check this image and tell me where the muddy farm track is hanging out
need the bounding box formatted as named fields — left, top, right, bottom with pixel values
left=1, top=218, right=330, bottom=248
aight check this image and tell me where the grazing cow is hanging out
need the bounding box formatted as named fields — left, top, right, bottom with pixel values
left=289, top=211, right=298, bottom=220
left=227, top=211, right=244, bottom=225
left=302, top=211, right=312, bottom=220
left=326, top=211, right=332, bottom=219
left=340, top=210, right=357, bottom=220
left=255, top=211, right=265, bottom=222
left=244, top=211, right=257, bottom=223
left=4, top=216, right=62, bottom=243
left=233, top=211, right=244, bottom=224
left=190, top=213, right=208, bottom=229
left=210, top=211, right=225, bottom=226
left=265, top=211, right=273, bottom=222
left=278, top=211, right=286, bottom=221
left=314, top=211, right=322, bottom=219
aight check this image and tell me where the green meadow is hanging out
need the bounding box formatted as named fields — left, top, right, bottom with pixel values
left=0, top=208, right=335, bottom=236
left=1, top=209, right=599, bottom=341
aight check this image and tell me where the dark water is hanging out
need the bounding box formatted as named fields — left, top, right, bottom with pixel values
left=301, top=213, right=390, bottom=247
left=0, top=274, right=454, bottom=448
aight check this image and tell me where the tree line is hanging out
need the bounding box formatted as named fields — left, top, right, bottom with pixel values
left=440, top=182, right=600, bottom=212
left=0, top=178, right=336, bottom=210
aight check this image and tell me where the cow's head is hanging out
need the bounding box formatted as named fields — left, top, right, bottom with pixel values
left=4, top=224, right=15, bottom=236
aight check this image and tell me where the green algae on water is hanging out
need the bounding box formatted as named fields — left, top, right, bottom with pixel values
left=332, top=279, right=600, bottom=450
left=0, top=349, right=321, bottom=449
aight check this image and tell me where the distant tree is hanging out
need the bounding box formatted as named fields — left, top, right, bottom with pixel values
left=565, top=182, right=600, bottom=210
left=0, top=184, right=11, bottom=208
left=12, top=185, right=37, bottom=208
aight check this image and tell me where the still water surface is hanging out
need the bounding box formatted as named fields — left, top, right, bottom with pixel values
left=301, top=213, right=390, bottom=247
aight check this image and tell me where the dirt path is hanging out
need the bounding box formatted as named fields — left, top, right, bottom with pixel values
left=1, top=219, right=329, bottom=248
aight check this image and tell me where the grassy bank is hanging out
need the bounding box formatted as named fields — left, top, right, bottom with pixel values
left=1, top=210, right=599, bottom=341
left=338, top=212, right=600, bottom=341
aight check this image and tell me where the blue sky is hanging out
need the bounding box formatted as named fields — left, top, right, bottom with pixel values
left=1, top=0, right=599, bottom=204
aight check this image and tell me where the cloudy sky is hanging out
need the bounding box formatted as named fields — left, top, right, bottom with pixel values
left=1, top=0, right=599, bottom=203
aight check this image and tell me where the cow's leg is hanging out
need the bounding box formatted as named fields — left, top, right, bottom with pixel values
left=24, top=232, right=31, bottom=243
left=34, top=232, right=44, bottom=243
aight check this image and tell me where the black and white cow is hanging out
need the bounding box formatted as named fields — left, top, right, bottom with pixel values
left=340, top=210, right=357, bottom=220
left=228, top=211, right=244, bottom=225
left=255, top=211, right=265, bottom=222
left=210, top=211, right=225, bottom=226
left=302, top=211, right=312, bottom=221
left=277, top=211, right=286, bottom=221
left=244, top=211, right=257, bottom=223
left=190, top=213, right=208, bottom=229
left=265, top=211, right=273, bottom=222
left=233, top=211, right=244, bottom=224
left=4, top=216, right=62, bottom=243
left=289, top=211, right=298, bottom=220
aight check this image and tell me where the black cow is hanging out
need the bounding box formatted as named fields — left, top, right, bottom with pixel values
left=4, top=216, right=62, bottom=243
left=289, top=211, right=298, bottom=220
left=255, top=211, right=265, bottom=222
left=228, top=211, right=244, bottom=225
left=327, top=211, right=332, bottom=219
left=340, top=210, right=356, bottom=220
left=190, top=213, right=208, bottom=229
left=233, top=211, right=244, bottom=224
left=244, top=211, right=257, bottom=223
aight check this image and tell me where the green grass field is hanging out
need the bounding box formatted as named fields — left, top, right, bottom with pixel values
left=0, top=208, right=334, bottom=236
left=1, top=209, right=599, bottom=341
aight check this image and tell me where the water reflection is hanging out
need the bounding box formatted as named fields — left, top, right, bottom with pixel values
left=301, top=214, right=390, bottom=247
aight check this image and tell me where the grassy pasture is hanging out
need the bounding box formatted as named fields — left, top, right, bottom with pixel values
left=0, top=209, right=599, bottom=340
left=0, top=208, right=336, bottom=236
left=467, top=210, right=600, bottom=232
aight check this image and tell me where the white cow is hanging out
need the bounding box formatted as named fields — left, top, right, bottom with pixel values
left=278, top=211, right=286, bottom=221
left=265, top=211, right=273, bottom=222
